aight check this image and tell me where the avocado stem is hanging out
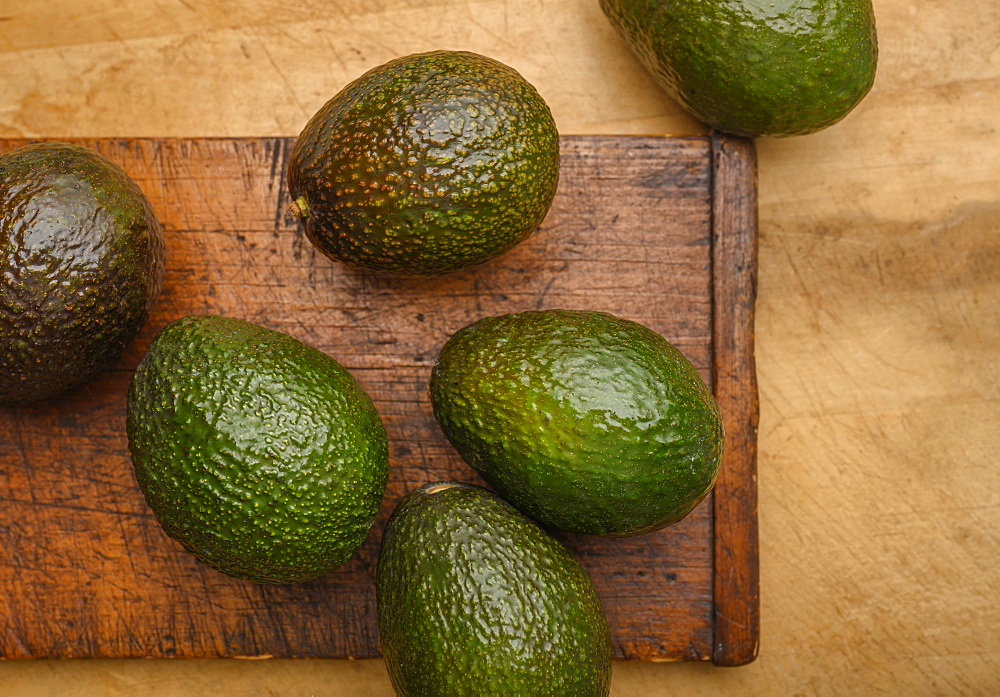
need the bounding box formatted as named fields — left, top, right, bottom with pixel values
left=289, top=196, right=311, bottom=218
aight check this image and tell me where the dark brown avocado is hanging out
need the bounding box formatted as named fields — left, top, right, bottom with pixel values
left=0, top=142, right=165, bottom=403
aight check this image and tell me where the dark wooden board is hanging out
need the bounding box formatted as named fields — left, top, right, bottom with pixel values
left=0, top=135, right=758, bottom=664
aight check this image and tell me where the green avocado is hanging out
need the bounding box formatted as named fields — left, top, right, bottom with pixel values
left=430, top=309, right=724, bottom=536
left=599, top=0, right=878, bottom=137
left=286, top=50, right=559, bottom=276
left=377, top=481, right=612, bottom=697
left=126, top=314, right=389, bottom=584
left=0, top=142, right=165, bottom=403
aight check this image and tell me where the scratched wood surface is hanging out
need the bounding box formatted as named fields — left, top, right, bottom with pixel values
left=0, top=134, right=758, bottom=662
left=1, top=0, right=998, bottom=693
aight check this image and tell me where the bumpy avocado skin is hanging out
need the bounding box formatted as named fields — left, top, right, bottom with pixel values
left=286, top=50, right=560, bottom=276
left=430, top=310, right=724, bottom=536
left=377, top=482, right=612, bottom=697
left=0, top=142, right=165, bottom=403
left=126, top=315, right=389, bottom=584
left=599, top=0, right=878, bottom=137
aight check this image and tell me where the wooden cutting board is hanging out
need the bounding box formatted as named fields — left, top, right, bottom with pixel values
left=0, top=134, right=758, bottom=665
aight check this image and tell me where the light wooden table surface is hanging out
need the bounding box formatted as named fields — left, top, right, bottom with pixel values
left=1, top=1, right=997, bottom=695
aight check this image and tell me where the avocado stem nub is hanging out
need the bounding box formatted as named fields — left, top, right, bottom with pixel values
left=289, top=196, right=311, bottom=219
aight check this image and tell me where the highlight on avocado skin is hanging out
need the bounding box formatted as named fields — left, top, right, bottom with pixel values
left=286, top=50, right=560, bottom=277
left=600, top=0, right=878, bottom=137
left=430, top=309, right=724, bottom=537
left=126, top=314, right=389, bottom=585
left=0, top=142, right=165, bottom=404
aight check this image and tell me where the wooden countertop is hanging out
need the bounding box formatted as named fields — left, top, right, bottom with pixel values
left=1, top=1, right=996, bottom=694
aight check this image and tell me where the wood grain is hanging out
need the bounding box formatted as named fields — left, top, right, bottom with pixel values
left=0, top=135, right=757, bottom=662
left=710, top=134, right=760, bottom=666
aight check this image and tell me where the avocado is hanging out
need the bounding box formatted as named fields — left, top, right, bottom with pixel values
left=286, top=50, right=559, bottom=276
left=377, top=481, right=612, bottom=696
left=0, top=142, right=165, bottom=403
left=126, top=314, right=389, bottom=584
left=430, top=309, right=724, bottom=536
left=599, top=0, right=878, bottom=137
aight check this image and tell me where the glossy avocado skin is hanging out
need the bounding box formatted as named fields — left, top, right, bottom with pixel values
left=0, top=142, right=165, bottom=403
left=600, top=0, right=878, bottom=137
left=377, top=482, right=612, bottom=697
left=430, top=310, right=724, bottom=536
left=126, top=315, right=389, bottom=584
left=287, top=50, right=559, bottom=276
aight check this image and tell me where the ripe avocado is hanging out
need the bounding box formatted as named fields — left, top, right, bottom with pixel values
left=126, top=314, right=389, bottom=584
left=286, top=50, right=559, bottom=276
left=377, top=481, right=612, bottom=697
left=0, top=142, right=165, bottom=403
left=599, top=0, right=878, bottom=137
left=429, top=310, right=724, bottom=536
